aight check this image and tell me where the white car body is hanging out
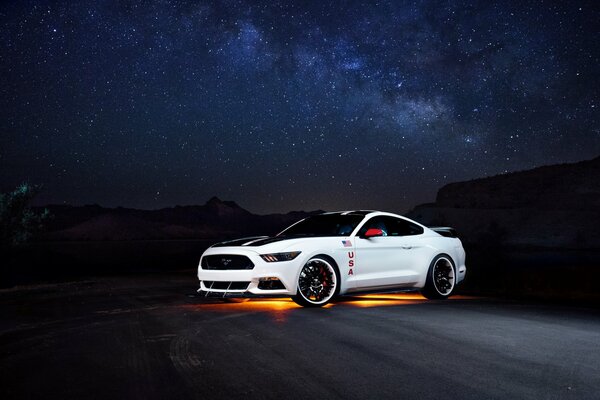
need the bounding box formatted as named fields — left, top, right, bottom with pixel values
left=197, top=211, right=466, bottom=302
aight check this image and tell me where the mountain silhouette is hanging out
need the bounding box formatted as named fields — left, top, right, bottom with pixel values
left=38, top=156, right=599, bottom=248
left=40, top=198, right=321, bottom=241
left=407, top=156, right=600, bottom=249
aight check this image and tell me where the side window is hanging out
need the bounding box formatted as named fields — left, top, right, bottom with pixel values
left=390, top=218, right=424, bottom=236
left=358, top=216, right=423, bottom=237
left=357, top=216, right=389, bottom=236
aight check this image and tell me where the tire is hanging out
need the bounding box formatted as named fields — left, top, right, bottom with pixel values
left=421, top=254, right=456, bottom=300
left=292, top=256, right=340, bottom=307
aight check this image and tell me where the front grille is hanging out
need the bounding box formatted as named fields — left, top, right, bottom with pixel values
left=201, top=255, right=254, bottom=270
left=203, top=281, right=250, bottom=291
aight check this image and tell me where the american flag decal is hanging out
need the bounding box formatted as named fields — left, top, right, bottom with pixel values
left=342, top=240, right=352, bottom=247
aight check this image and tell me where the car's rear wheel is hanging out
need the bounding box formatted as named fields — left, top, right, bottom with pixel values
left=292, top=256, right=339, bottom=307
left=421, top=254, right=456, bottom=300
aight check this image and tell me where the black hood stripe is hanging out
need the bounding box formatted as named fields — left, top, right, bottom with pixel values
left=240, top=236, right=299, bottom=246
left=212, top=235, right=325, bottom=247
left=211, top=236, right=268, bottom=247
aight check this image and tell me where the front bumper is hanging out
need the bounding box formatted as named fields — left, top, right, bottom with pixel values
left=197, top=247, right=301, bottom=297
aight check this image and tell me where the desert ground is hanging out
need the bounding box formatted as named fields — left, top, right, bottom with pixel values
left=1, top=272, right=599, bottom=400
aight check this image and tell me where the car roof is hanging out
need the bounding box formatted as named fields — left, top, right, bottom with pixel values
left=285, top=210, right=430, bottom=234
left=321, top=210, right=376, bottom=216
left=319, top=210, right=427, bottom=227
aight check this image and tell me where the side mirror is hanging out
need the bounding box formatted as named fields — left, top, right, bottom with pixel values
left=363, top=228, right=384, bottom=238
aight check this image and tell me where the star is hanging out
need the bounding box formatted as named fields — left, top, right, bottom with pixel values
left=0, top=1, right=597, bottom=213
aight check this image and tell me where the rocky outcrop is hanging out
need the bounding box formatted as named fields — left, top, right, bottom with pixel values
left=408, top=156, right=600, bottom=249
left=39, top=198, right=321, bottom=241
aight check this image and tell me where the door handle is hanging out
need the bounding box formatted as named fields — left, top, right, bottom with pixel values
left=401, top=246, right=413, bottom=250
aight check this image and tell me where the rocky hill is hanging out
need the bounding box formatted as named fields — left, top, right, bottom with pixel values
left=39, top=197, right=321, bottom=241
left=407, top=156, right=600, bottom=249
left=36, top=156, right=599, bottom=248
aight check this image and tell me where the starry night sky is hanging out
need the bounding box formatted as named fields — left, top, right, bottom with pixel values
left=1, top=1, right=598, bottom=214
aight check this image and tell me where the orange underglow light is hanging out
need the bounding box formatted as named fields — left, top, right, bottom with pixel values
left=183, top=293, right=476, bottom=322
left=338, top=293, right=476, bottom=307
left=183, top=297, right=302, bottom=323
left=338, top=293, right=427, bottom=307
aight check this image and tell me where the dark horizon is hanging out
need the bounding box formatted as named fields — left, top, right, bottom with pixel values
left=2, top=1, right=599, bottom=214
left=25, top=153, right=599, bottom=216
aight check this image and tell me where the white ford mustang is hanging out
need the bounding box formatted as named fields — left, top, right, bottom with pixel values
left=197, top=210, right=466, bottom=307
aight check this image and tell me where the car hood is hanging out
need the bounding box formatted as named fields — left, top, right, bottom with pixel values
left=212, top=235, right=336, bottom=247
left=210, top=235, right=346, bottom=253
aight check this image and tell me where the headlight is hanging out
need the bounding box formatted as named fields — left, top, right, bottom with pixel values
left=260, top=251, right=301, bottom=262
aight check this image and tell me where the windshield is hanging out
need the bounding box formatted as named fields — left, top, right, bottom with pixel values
left=278, top=214, right=365, bottom=237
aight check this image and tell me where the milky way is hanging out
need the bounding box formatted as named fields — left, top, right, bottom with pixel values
left=0, top=1, right=598, bottom=213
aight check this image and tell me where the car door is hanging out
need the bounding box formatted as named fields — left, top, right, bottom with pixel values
left=353, top=216, right=423, bottom=289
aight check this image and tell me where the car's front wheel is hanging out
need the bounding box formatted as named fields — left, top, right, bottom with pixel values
left=292, top=256, right=339, bottom=307
left=421, top=254, right=456, bottom=300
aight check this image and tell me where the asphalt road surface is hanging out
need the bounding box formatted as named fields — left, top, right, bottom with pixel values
left=1, top=273, right=599, bottom=400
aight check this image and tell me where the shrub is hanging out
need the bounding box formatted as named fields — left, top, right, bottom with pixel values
left=0, top=183, right=49, bottom=249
